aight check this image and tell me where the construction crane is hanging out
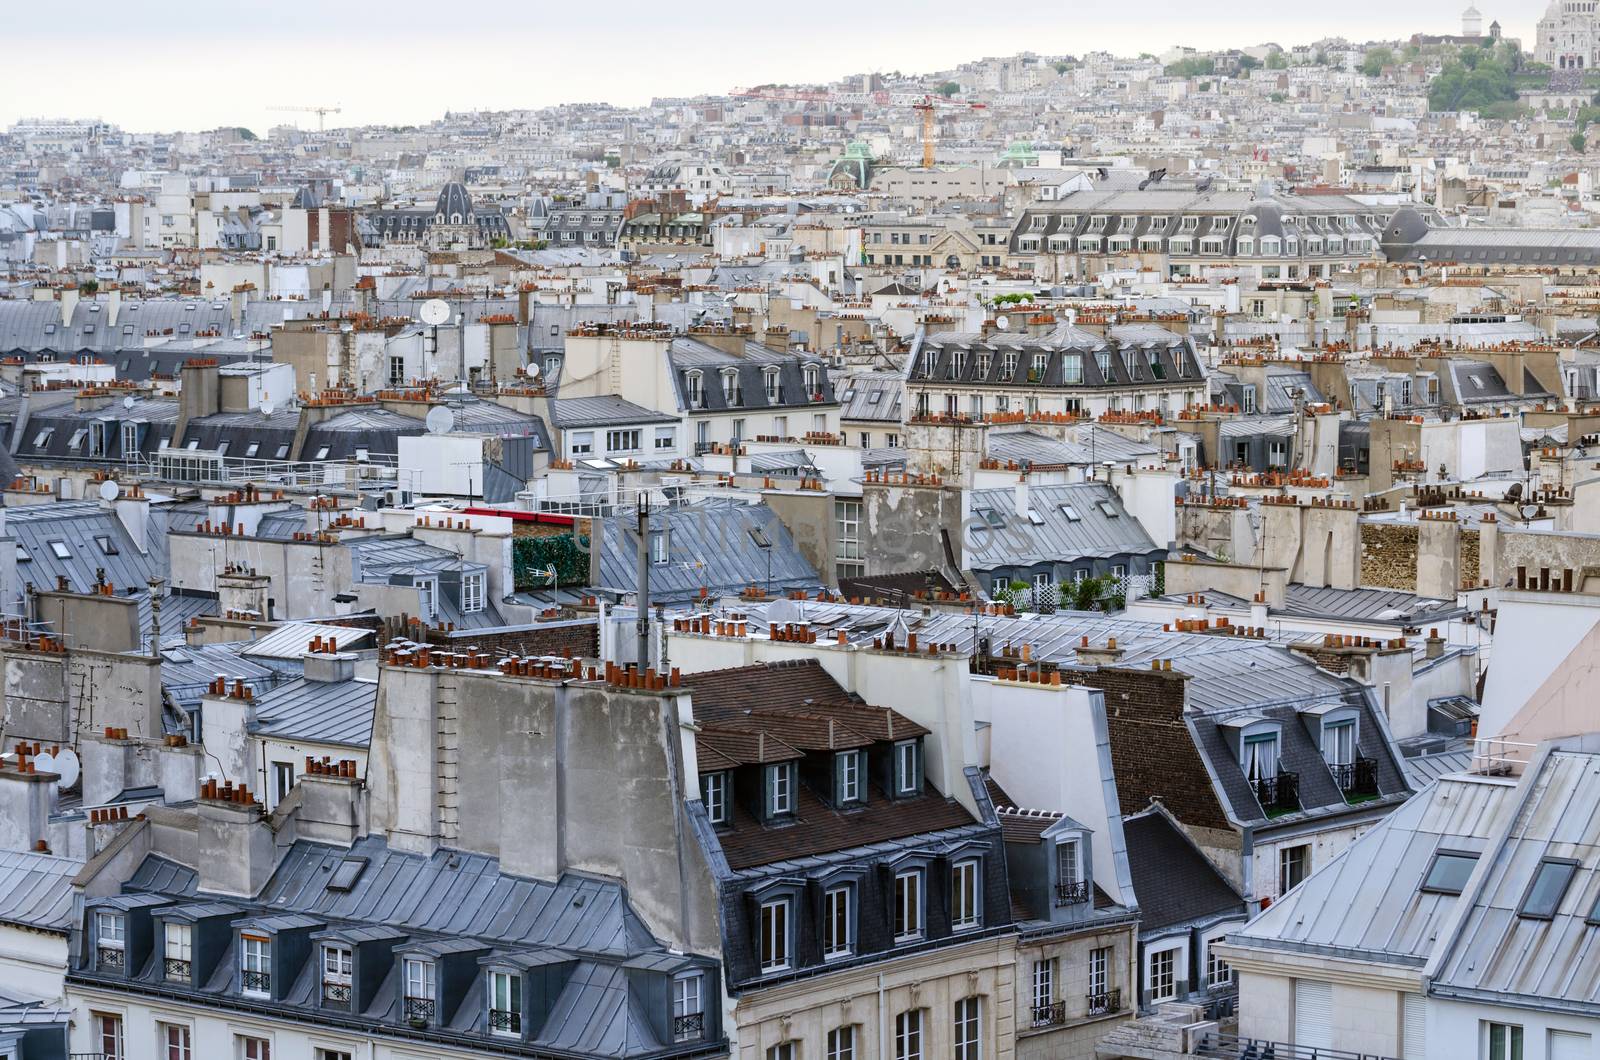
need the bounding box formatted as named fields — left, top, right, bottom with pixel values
left=910, top=95, right=986, bottom=169
left=268, top=105, right=342, bottom=132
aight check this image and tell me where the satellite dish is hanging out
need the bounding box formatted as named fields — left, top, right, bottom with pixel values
left=122, top=395, right=136, bottom=410
left=52, top=749, right=80, bottom=791
left=523, top=361, right=540, bottom=379
left=765, top=598, right=800, bottom=626
left=419, top=299, right=450, bottom=326
left=261, top=400, right=275, bottom=417
left=995, top=315, right=1011, bottom=330
left=425, top=406, right=456, bottom=435
left=98, top=479, right=121, bottom=502
left=33, top=750, right=54, bottom=777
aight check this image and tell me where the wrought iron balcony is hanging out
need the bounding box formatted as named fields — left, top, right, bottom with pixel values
left=96, top=946, right=125, bottom=970
left=1054, top=879, right=1091, bottom=906
left=1195, top=1032, right=1401, bottom=1060
left=322, top=981, right=352, bottom=1008
left=404, top=996, right=436, bottom=1024
left=489, top=1008, right=522, bottom=1034
left=1030, top=1001, right=1066, bottom=1027
left=1330, top=756, right=1378, bottom=798
left=241, top=969, right=271, bottom=994
left=1086, top=988, right=1121, bottom=1016
left=1253, top=770, right=1299, bottom=814
left=674, top=1012, right=705, bottom=1040
left=164, top=958, right=191, bottom=981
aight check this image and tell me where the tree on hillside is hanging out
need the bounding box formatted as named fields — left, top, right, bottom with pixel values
left=1361, top=46, right=1394, bottom=78
left=936, top=81, right=960, bottom=97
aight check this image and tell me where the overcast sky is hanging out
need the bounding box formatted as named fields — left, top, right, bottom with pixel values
left=3, top=1, right=1528, bottom=133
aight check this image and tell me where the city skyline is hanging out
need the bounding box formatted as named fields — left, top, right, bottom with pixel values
left=5, top=0, right=1524, bottom=132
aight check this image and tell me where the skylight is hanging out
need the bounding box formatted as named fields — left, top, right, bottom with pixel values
left=1097, top=501, right=1119, bottom=518
left=49, top=541, right=72, bottom=559
left=1060, top=505, right=1082, bottom=522
left=326, top=857, right=369, bottom=893
left=1419, top=850, right=1478, bottom=895
left=1519, top=858, right=1578, bottom=920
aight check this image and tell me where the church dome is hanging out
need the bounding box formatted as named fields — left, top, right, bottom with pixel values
left=434, top=182, right=474, bottom=224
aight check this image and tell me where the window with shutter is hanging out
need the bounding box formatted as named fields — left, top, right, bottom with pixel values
left=1293, top=980, right=1332, bottom=1050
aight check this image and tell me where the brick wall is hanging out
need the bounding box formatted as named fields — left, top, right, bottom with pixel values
left=1360, top=523, right=1417, bottom=590
left=1060, top=666, right=1232, bottom=831
left=416, top=617, right=599, bottom=658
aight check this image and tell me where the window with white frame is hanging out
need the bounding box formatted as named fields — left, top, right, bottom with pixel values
left=238, top=1035, right=271, bottom=1060
left=1242, top=733, right=1279, bottom=781
left=768, top=762, right=795, bottom=816
left=894, top=740, right=919, bottom=794
left=606, top=429, right=641, bottom=453
left=764, top=368, right=782, bottom=403
left=322, top=943, right=352, bottom=1006
left=702, top=771, right=728, bottom=825
left=96, top=1012, right=124, bottom=1060
left=240, top=935, right=271, bottom=995
left=894, top=870, right=923, bottom=941
left=1031, top=958, right=1055, bottom=1024
left=570, top=431, right=594, bottom=456
left=489, top=970, right=522, bottom=1035
left=404, top=957, right=436, bottom=1022
left=673, top=971, right=705, bottom=1041
left=768, top=1044, right=795, bottom=1060
left=759, top=897, right=791, bottom=971
left=650, top=531, right=669, bottom=565
left=97, top=911, right=125, bottom=968
left=417, top=579, right=437, bottom=621
left=160, top=1022, right=191, bottom=1060
left=317, top=1050, right=353, bottom=1060
left=1205, top=939, right=1232, bottom=986
left=1089, top=945, right=1110, bottom=999
left=895, top=1009, right=924, bottom=1060
left=1279, top=844, right=1310, bottom=894
left=804, top=364, right=822, bottom=394
left=824, top=885, right=853, bottom=958
left=722, top=369, right=742, bottom=406
left=462, top=572, right=485, bottom=613
left=655, top=426, right=676, bottom=450
left=165, top=922, right=192, bottom=980
left=838, top=751, right=861, bottom=804
left=952, top=859, right=981, bottom=930
left=1485, top=1023, right=1523, bottom=1060
left=835, top=499, right=863, bottom=578
left=687, top=372, right=704, bottom=408
left=954, top=997, right=981, bottom=1060
left=828, top=1025, right=855, bottom=1060
left=1148, top=948, right=1177, bottom=1002
left=1322, top=719, right=1356, bottom=767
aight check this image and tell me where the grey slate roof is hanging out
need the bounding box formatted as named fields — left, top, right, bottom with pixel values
left=0, top=848, right=77, bottom=931
left=597, top=501, right=821, bottom=602
left=250, top=677, right=377, bottom=747
left=1122, top=807, right=1245, bottom=934
left=965, top=482, right=1161, bottom=568
left=548, top=395, right=678, bottom=429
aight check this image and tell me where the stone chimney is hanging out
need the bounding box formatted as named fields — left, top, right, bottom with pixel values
left=196, top=779, right=275, bottom=897
left=0, top=748, right=57, bottom=853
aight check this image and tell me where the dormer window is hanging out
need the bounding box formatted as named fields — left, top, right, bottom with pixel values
left=952, top=858, right=982, bottom=930
left=489, top=970, right=523, bottom=1035
left=823, top=884, right=854, bottom=959
left=837, top=751, right=863, bottom=806
left=1096, top=350, right=1113, bottom=378
left=96, top=911, right=126, bottom=970
left=894, top=740, right=921, bottom=796
left=164, top=922, right=192, bottom=981
left=767, top=761, right=795, bottom=817
left=404, top=958, right=436, bottom=1024
left=759, top=896, right=792, bottom=971
left=322, top=944, right=353, bottom=1009
left=893, top=869, right=924, bottom=942
left=673, top=971, right=706, bottom=1042
left=1242, top=732, right=1279, bottom=781
left=702, top=770, right=729, bottom=825
left=1056, top=836, right=1088, bottom=906
left=722, top=369, right=742, bottom=407
left=240, top=934, right=271, bottom=996
left=804, top=364, right=821, bottom=393
left=764, top=367, right=782, bottom=403
left=686, top=371, right=704, bottom=408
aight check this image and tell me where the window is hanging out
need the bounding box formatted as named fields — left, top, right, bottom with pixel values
left=655, top=427, right=676, bottom=450
left=1148, top=948, right=1177, bottom=1002
left=895, top=1009, right=924, bottom=1060
left=1031, top=959, right=1055, bottom=1024
left=954, top=997, right=981, bottom=1060
left=165, top=922, right=192, bottom=980
left=1280, top=844, right=1310, bottom=894
left=97, top=910, right=126, bottom=967
left=1058, top=837, right=1082, bottom=886
left=322, top=944, right=353, bottom=1006
left=722, top=370, right=742, bottom=406
left=462, top=572, right=485, bottom=613
left=702, top=771, right=728, bottom=825
left=828, top=1026, right=855, bottom=1060
left=270, top=761, right=294, bottom=805
left=894, top=870, right=923, bottom=941
left=1486, top=1023, right=1523, bottom=1060
left=673, top=972, right=705, bottom=1041
left=317, top=1051, right=352, bottom=1060
left=895, top=740, right=920, bottom=795
left=769, top=1045, right=795, bottom=1060
left=160, top=1023, right=191, bottom=1060
left=765, top=369, right=782, bottom=403
left=417, top=579, right=436, bottom=621
left=768, top=762, right=795, bottom=816
left=759, top=897, right=790, bottom=971
left=241, top=934, right=271, bottom=995
left=1206, top=939, right=1232, bottom=986
left=389, top=355, right=406, bottom=386
left=952, top=859, right=981, bottom=930
left=838, top=751, right=862, bottom=804
left=1520, top=858, right=1578, bottom=920
left=49, top=540, right=72, bottom=560
left=1322, top=720, right=1356, bottom=767
left=96, top=1012, right=124, bottom=1060
left=822, top=884, right=853, bottom=958
left=1243, top=733, right=1279, bottom=781
left=1089, top=946, right=1110, bottom=999
left=404, top=958, right=436, bottom=1023
left=571, top=432, right=594, bottom=456
left=687, top=372, right=704, bottom=407
left=489, top=970, right=522, bottom=1035
left=606, top=429, right=641, bottom=453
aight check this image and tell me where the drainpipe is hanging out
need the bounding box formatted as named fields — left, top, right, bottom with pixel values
left=1241, top=825, right=1256, bottom=909
left=877, top=972, right=888, bottom=1060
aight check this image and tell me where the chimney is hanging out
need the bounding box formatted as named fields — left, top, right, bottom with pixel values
left=197, top=788, right=275, bottom=896
left=1013, top=476, right=1031, bottom=518
left=105, top=285, right=122, bottom=327
left=58, top=285, right=80, bottom=327
left=1425, top=628, right=1445, bottom=659
left=0, top=757, right=57, bottom=852
left=302, top=650, right=356, bottom=684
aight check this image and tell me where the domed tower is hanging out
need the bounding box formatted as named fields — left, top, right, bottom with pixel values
left=1462, top=4, right=1483, bottom=37
left=427, top=182, right=481, bottom=249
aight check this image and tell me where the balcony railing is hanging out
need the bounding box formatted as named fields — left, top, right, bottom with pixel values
left=1086, top=988, right=1122, bottom=1016
left=96, top=946, right=125, bottom=970
left=241, top=969, right=271, bottom=994
left=1329, top=756, right=1378, bottom=798
left=164, top=957, right=191, bottom=981
left=404, top=996, right=437, bottom=1024
left=1253, top=770, right=1299, bottom=815
left=322, top=981, right=352, bottom=1008
left=489, top=1008, right=522, bottom=1034
left=1029, top=1001, right=1066, bottom=1027
left=1054, top=879, right=1091, bottom=906
left=673, top=1012, right=705, bottom=1040
left=1195, top=1032, right=1401, bottom=1060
